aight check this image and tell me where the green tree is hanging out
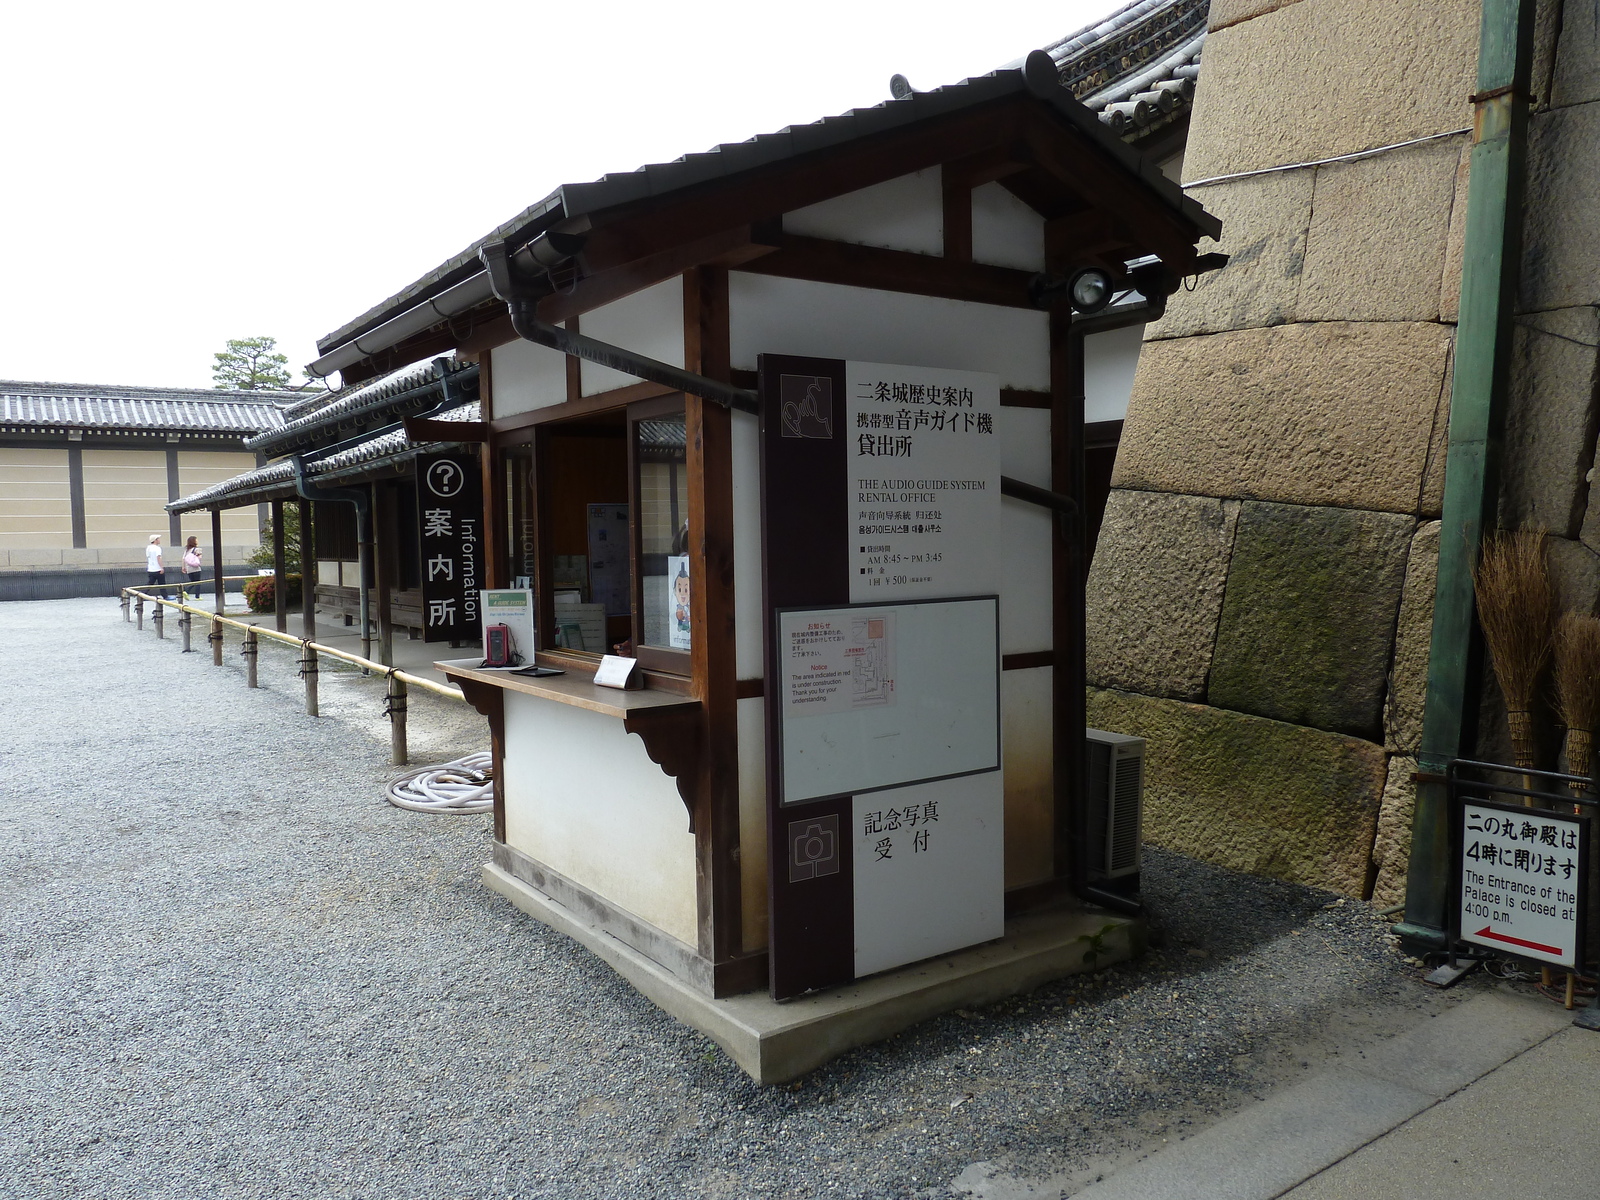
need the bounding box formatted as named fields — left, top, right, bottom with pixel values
left=247, top=505, right=304, bottom=572
left=212, top=336, right=294, bottom=390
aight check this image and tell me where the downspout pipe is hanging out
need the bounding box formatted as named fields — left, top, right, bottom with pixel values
left=478, top=241, right=760, bottom=414
left=292, top=454, right=375, bottom=665
left=1397, top=0, right=1537, bottom=952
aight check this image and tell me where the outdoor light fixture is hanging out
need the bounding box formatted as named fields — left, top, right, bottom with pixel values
left=1067, top=267, right=1114, bottom=313
left=1028, top=265, right=1118, bottom=313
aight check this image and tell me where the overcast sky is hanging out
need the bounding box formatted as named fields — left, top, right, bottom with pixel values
left=0, top=1, right=1122, bottom=390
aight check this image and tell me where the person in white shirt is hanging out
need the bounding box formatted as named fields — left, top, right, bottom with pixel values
left=145, top=535, right=165, bottom=586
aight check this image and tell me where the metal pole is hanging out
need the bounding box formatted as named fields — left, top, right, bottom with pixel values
left=388, top=672, right=408, bottom=766
left=212, top=506, right=225, bottom=615
left=211, top=616, right=224, bottom=666
left=301, top=642, right=319, bottom=716
left=272, top=497, right=288, bottom=634
left=153, top=600, right=164, bottom=639
left=243, top=628, right=258, bottom=687
left=135, top=595, right=144, bottom=630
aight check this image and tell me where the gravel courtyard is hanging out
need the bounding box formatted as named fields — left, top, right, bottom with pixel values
left=1, top=597, right=1490, bottom=1199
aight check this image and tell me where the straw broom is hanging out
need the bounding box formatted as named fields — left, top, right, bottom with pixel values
left=1474, top=529, right=1553, bottom=773
left=1554, top=611, right=1600, bottom=796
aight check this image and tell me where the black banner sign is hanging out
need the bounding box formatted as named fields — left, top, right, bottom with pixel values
left=416, top=452, right=483, bottom=644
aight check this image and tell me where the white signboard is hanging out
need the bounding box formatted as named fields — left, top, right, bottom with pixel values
left=778, top=597, right=998, bottom=805
left=846, top=361, right=1000, bottom=603
left=1459, top=802, right=1586, bottom=968
left=480, top=589, right=534, bottom=664
left=853, top=772, right=1005, bottom=977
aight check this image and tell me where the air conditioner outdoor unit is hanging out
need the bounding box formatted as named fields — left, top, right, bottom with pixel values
left=1085, top=728, right=1145, bottom=880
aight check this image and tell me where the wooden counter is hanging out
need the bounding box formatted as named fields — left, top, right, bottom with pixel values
left=435, top=658, right=700, bottom=719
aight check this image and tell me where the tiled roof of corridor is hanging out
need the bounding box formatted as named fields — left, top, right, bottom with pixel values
left=0, top=380, right=293, bottom=436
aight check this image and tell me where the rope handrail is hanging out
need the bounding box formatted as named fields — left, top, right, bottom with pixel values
left=123, top=585, right=466, bottom=702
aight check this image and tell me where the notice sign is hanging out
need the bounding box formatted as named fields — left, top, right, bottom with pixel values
left=416, top=452, right=483, bottom=644
left=846, top=362, right=999, bottom=603
left=783, top=611, right=896, bottom=716
left=1457, top=800, right=1588, bottom=968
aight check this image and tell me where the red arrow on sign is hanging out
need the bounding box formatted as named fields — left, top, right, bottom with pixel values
left=1474, top=926, right=1564, bottom=956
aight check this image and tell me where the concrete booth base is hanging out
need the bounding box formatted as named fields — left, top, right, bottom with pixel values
left=482, top=858, right=1141, bottom=1084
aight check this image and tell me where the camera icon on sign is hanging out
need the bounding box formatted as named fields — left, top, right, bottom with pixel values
left=789, top=815, right=841, bottom=882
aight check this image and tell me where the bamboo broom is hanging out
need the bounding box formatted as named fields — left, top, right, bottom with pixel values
left=1554, top=611, right=1600, bottom=798
left=1474, top=529, right=1553, bottom=775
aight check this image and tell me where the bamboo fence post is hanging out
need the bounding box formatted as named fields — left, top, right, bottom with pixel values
left=301, top=642, right=319, bottom=716
left=387, top=671, right=408, bottom=766
left=211, top=616, right=224, bottom=666
left=243, top=627, right=258, bottom=688
left=135, top=595, right=144, bottom=630
left=152, top=600, right=164, bottom=639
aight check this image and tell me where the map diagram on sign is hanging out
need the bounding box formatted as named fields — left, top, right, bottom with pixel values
left=783, top=612, right=896, bottom=716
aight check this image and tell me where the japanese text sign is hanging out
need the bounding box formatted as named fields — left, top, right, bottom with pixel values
left=415, top=452, right=483, bottom=644
left=1457, top=799, right=1588, bottom=969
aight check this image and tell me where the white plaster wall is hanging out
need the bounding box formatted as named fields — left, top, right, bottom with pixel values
left=502, top=693, right=698, bottom=946
left=1084, top=324, right=1145, bottom=423
left=1002, top=666, right=1054, bottom=889
left=736, top=695, right=769, bottom=952
left=783, top=169, right=943, bottom=255
left=728, top=275, right=1050, bottom=390
left=1000, top=407, right=1053, bottom=655
left=732, top=408, right=764, bottom=681
left=580, top=277, right=685, bottom=396
left=490, top=338, right=568, bottom=418
left=971, top=181, right=1047, bottom=272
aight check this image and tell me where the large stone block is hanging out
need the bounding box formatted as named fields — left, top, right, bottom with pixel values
left=1419, top=342, right=1453, bottom=519
left=1210, top=502, right=1415, bottom=739
left=1370, top=755, right=1416, bottom=909
left=1297, top=136, right=1463, bottom=323
left=1499, top=307, right=1600, bottom=538
left=1385, top=521, right=1440, bottom=754
left=1145, top=169, right=1312, bottom=340
left=1438, top=144, right=1471, bottom=323
left=1086, top=687, right=1387, bottom=896
left=1115, top=322, right=1453, bottom=513
left=1183, top=0, right=1479, bottom=181
left=1522, top=102, right=1600, bottom=311
left=1548, top=0, right=1600, bottom=108
left=1208, top=0, right=1306, bottom=30
left=1085, top=490, right=1240, bottom=700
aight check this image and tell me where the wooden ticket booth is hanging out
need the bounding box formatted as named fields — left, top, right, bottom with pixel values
left=312, top=54, right=1219, bottom=1020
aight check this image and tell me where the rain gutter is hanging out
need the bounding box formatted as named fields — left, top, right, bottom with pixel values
left=1397, top=0, right=1537, bottom=951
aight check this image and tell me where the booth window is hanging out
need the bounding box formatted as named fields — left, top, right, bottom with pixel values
left=499, top=393, right=691, bottom=677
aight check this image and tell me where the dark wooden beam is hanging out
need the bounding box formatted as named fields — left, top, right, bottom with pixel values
left=736, top=233, right=1037, bottom=309
left=271, top=498, right=287, bottom=633
left=1001, top=388, right=1052, bottom=409
left=942, top=169, right=972, bottom=264
left=298, top=498, right=317, bottom=642
left=489, top=379, right=677, bottom=435
left=404, top=416, right=487, bottom=443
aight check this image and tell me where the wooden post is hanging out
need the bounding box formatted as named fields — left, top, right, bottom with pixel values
left=244, top=627, right=258, bottom=688
left=374, top=482, right=395, bottom=667
left=302, top=642, right=319, bottom=716
left=180, top=606, right=192, bottom=653
left=299, top=498, right=318, bottom=643
left=121, top=590, right=130, bottom=622
left=272, top=497, right=287, bottom=634
left=135, top=594, right=144, bottom=630
left=211, top=616, right=223, bottom=666
left=211, top=506, right=225, bottom=615
left=153, top=600, right=164, bottom=639
left=388, top=672, right=408, bottom=765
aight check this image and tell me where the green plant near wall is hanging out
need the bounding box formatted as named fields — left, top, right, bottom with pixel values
left=242, top=574, right=302, bottom=613
left=247, top=507, right=304, bottom=572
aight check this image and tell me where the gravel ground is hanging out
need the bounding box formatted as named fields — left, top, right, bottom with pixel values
left=1, top=597, right=1501, bottom=1199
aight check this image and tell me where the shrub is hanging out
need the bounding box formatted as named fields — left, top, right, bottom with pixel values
left=242, top=574, right=303, bottom=613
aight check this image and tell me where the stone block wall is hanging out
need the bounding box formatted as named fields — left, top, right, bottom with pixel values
left=1086, top=0, right=1483, bottom=899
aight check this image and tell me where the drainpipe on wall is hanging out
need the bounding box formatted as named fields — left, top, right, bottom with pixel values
left=292, top=455, right=374, bottom=666
left=1397, top=0, right=1537, bottom=951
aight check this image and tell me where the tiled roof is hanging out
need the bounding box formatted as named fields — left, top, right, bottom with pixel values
left=316, top=49, right=1215, bottom=364
left=0, top=380, right=293, bottom=436
left=1046, top=0, right=1206, bottom=138
left=169, top=402, right=482, bottom=512
left=246, top=358, right=476, bottom=456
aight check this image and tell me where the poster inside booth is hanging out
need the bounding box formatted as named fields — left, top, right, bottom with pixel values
left=761, top=355, right=1005, bottom=999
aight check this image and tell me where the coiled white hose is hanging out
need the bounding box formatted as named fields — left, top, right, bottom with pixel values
left=385, top=752, right=494, bottom=815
